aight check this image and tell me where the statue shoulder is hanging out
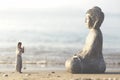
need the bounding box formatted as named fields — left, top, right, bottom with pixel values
left=90, top=29, right=102, bottom=36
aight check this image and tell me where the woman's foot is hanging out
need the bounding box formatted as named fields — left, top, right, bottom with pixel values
left=19, top=72, right=22, bottom=73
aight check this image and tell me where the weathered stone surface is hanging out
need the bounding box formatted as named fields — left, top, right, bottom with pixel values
left=65, top=56, right=82, bottom=73
left=65, top=6, right=106, bottom=73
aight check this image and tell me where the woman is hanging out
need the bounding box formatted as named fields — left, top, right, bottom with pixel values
left=16, top=42, right=24, bottom=73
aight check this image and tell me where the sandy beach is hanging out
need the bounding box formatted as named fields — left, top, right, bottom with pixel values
left=0, top=70, right=120, bottom=80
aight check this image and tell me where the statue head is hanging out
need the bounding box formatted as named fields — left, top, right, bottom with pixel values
left=85, top=6, right=104, bottom=29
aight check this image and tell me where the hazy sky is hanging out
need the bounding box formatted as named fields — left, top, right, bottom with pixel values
left=0, top=0, right=119, bottom=14
left=0, top=0, right=119, bottom=31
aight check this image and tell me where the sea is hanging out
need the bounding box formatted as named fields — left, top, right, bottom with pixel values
left=0, top=9, right=120, bottom=71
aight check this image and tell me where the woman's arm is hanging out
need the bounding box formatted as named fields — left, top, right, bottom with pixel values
left=22, top=47, right=24, bottom=53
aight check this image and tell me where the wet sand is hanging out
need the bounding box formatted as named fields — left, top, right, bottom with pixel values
left=0, top=70, right=120, bottom=80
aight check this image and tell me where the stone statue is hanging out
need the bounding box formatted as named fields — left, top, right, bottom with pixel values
left=65, top=6, right=106, bottom=73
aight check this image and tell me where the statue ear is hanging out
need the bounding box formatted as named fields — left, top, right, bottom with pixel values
left=93, top=20, right=99, bottom=29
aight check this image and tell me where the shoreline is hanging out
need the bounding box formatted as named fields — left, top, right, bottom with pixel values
left=0, top=53, right=120, bottom=73
left=0, top=53, right=120, bottom=64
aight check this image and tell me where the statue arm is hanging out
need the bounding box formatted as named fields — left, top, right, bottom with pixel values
left=78, top=31, right=97, bottom=58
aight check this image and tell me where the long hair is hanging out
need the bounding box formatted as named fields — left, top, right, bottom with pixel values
left=17, top=42, right=22, bottom=48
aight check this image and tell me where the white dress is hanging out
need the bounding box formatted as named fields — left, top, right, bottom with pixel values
left=16, top=47, right=24, bottom=72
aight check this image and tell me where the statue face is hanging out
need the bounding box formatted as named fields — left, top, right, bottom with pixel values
left=85, top=6, right=104, bottom=29
left=85, top=14, right=91, bottom=29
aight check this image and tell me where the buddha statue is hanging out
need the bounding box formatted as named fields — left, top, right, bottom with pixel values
left=65, top=6, right=106, bottom=73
